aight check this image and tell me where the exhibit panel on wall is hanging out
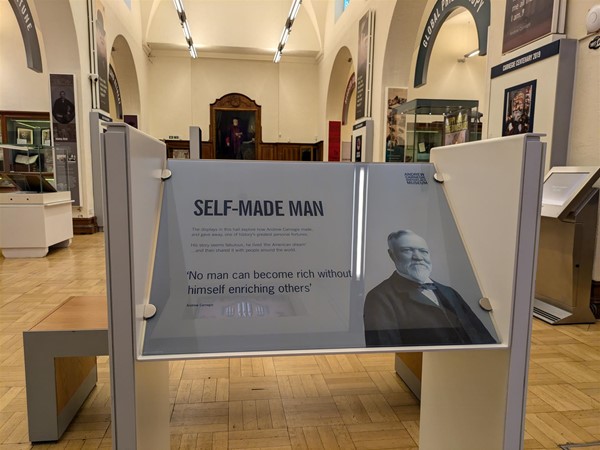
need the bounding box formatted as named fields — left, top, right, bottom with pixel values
left=488, top=39, right=576, bottom=172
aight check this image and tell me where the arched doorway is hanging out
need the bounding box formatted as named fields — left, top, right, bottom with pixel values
left=325, top=46, right=354, bottom=161
left=109, top=35, right=141, bottom=126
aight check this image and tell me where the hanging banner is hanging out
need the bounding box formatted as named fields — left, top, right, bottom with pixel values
left=96, top=0, right=110, bottom=113
left=109, top=64, right=123, bottom=119
left=8, top=0, right=42, bottom=73
left=355, top=11, right=374, bottom=120
left=50, top=74, right=80, bottom=205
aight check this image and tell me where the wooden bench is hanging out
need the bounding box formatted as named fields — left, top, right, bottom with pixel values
left=23, top=296, right=108, bottom=442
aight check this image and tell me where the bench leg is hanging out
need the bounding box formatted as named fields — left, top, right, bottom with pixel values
left=23, top=331, right=106, bottom=442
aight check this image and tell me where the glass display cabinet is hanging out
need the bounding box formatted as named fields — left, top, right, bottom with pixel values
left=0, top=111, right=55, bottom=191
left=388, top=99, right=481, bottom=163
left=0, top=112, right=72, bottom=258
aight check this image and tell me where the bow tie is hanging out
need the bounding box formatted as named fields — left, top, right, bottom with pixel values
left=419, top=282, right=437, bottom=291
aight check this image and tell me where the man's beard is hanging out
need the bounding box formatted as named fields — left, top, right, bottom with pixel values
left=398, top=262, right=431, bottom=283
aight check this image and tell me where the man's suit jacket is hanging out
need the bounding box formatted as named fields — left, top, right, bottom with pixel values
left=363, top=272, right=495, bottom=347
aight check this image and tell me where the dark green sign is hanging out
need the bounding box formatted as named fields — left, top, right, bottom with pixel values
left=414, top=0, right=490, bottom=87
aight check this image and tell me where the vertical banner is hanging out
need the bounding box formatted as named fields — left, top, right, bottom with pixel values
left=355, top=11, right=374, bottom=120
left=502, top=0, right=560, bottom=54
left=385, top=87, right=407, bottom=162
left=50, top=74, right=80, bottom=205
left=96, top=0, right=110, bottom=113
left=328, top=121, right=341, bottom=162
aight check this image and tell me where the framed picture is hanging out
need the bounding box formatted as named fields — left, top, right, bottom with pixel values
left=502, top=80, right=536, bottom=136
left=215, top=109, right=257, bottom=160
left=41, top=129, right=51, bottom=145
left=16, top=127, right=33, bottom=145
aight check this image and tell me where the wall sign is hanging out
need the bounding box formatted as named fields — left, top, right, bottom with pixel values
left=96, top=0, right=110, bottom=113
left=342, top=73, right=355, bottom=126
left=414, top=0, right=490, bottom=87
left=109, top=64, right=123, bottom=119
left=491, top=40, right=560, bottom=79
left=502, top=0, right=562, bottom=54
left=9, top=0, right=42, bottom=73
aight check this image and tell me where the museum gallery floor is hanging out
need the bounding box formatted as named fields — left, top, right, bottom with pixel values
left=0, top=233, right=599, bottom=449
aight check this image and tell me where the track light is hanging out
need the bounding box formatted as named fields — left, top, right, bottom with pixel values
left=464, top=49, right=480, bottom=58
left=274, top=0, right=302, bottom=63
left=172, top=0, right=197, bottom=58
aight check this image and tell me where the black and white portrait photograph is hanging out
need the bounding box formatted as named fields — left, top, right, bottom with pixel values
left=364, top=229, right=497, bottom=347
left=16, top=128, right=33, bottom=145
left=363, top=164, right=499, bottom=348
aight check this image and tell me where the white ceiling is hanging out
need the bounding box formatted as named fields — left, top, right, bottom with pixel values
left=144, top=0, right=323, bottom=58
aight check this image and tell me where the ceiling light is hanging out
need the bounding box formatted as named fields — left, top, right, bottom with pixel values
left=172, top=0, right=197, bottom=59
left=274, top=0, right=302, bottom=63
left=172, top=0, right=184, bottom=14
left=464, top=49, right=480, bottom=58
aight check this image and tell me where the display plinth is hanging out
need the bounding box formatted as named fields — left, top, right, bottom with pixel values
left=0, top=191, right=73, bottom=258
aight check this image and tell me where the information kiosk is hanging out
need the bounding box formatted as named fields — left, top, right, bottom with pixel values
left=534, top=166, right=600, bottom=324
left=101, top=124, right=545, bottom=450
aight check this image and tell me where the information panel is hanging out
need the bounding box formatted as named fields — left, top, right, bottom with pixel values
left=142, top=161, right=499, bottom=357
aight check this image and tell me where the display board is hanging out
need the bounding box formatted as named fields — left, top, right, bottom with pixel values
left=540, top=166, right=600, bottom=219
left=141, top=161, right=500, bottom=358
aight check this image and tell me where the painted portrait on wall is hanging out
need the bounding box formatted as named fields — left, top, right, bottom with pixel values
left=215, top=110, right=257, bottom=160
left=502, top=80, right=536, bottom=136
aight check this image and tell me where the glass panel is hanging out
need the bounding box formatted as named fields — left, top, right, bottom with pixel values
left=393, top=99, right=481, bottom=163
left=143, top=161, right=499, bottom=357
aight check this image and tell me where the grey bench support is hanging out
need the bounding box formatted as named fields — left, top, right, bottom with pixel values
left=23, top=296, right=108, bottom=442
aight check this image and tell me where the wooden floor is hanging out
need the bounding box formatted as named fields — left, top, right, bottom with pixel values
left=0, top=233, right=599, bottom=449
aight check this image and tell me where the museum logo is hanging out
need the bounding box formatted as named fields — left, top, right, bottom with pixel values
left=404, top=173, right=428, bottom=185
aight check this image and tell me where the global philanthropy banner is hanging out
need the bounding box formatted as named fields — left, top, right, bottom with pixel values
left=142, top=161, right=500, bottom=357
left=49, top=74, right=80, bottom=205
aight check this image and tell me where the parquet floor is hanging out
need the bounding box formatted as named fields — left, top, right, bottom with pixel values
left=0, top=233, right=598, bottom=449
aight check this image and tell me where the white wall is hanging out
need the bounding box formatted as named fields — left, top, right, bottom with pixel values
left=0, top=1, right=49, bottom=111
left=148, top=53, right=319, bottom=143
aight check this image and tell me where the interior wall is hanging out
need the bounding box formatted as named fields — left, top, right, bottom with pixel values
left=0, top=1, right=49, bottom=111
left=148, top=54, right=319, bottom=143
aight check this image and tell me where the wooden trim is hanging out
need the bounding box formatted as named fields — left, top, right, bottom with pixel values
left=591, top=280, right=600, bottom=319
left=73, top=217, right=99, bottom=235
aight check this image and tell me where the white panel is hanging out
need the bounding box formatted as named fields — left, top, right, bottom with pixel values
left=423, top=134, right=545, bottom=450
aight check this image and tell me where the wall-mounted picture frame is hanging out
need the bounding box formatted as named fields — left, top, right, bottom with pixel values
left=41, top=129, right=51, bottom=146
left=16, top=127, right=33, bottom=145
left=502, top=80, right=536, bottom=137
